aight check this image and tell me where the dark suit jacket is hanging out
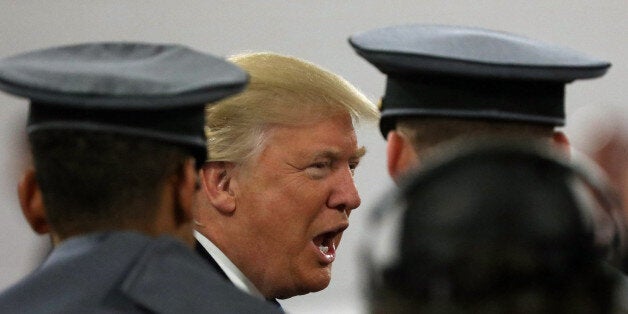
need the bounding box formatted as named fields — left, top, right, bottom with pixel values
left=0, top=232, right=282, bottom=313
left=195, top=240, right=283, bottom=310
left=195, top=239, right=230, bottom=280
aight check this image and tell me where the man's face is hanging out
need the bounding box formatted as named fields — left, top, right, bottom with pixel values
left=229, top=112, right=364, bottom=298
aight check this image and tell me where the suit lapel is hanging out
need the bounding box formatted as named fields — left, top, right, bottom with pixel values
left=194, top=239, right=230, bottom=281
left=194, top=240, right=284, bottom=311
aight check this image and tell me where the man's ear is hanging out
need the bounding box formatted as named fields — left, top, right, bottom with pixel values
left=552, top=130, right=571, bottom=157
left=17, top=169, right=49, bottom=234
left=200, top=161, right=236, bottom=214
left=386, top=131, right=419, bottom=184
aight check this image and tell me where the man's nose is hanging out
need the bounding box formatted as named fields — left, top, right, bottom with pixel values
left=327, top=166, right=361, bottom=213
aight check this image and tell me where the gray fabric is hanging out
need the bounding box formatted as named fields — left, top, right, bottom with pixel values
left=349, top=24, right=610, bottom=81
left=0, top=232, right=281, bottom=314
left=0, top=42, right=248, bottom=108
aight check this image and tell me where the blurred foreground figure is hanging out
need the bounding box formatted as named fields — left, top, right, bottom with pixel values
left=0, top=43, right=281, bottom=313
left=366, top=141, right=627, bottom=314
left=592, top=121, right=628, bottom=272
left=573, top=105, right=628, bottom=273
left=575, top=106, right=628, bottom=226
left=594, top=129, right=628, bottom=212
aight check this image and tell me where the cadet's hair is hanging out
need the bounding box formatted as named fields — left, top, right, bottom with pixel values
left=205, top=52, right=379, bottom=163
left=29, top=130, right=190, bottom=238
left=396, top=117, right=555, bottom=161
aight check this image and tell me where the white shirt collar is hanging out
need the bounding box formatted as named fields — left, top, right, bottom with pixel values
left=194, top=231, right=265, bottom=300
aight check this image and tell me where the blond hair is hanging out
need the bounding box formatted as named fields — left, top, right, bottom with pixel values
left=204, top=52, right=378, bottom=163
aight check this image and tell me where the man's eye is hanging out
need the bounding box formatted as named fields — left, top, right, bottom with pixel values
left=349, top=161, right=360, bottom=175
left=311, top=161, right=330, bottom=169
left=306, top=161, right=331, bottom=178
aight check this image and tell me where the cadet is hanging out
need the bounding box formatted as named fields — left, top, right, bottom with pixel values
left=0, top=42, right=281, bottom=313
left=349, top=24, right=626, bottom=270
left=349, top=24, right=611, bottom=182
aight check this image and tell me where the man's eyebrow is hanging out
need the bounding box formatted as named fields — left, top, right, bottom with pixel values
left=354, top=146, right=367, bottom=159
left=312, top=146, right=366, bottom=160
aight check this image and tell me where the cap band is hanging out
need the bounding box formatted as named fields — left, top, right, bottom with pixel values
left=28, top=102, right=207, bottom=161
left=379, top=75, right=565, bottom=136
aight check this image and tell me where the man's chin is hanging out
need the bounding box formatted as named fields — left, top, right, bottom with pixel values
left=277, top=271, right=332, bottom=299
left=302, top=269, right=333, bottom=294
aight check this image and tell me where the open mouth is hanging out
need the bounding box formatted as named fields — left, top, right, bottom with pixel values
left=313, top=225, right=347, bottom=262
left=315, top=232, right=336, bottom=256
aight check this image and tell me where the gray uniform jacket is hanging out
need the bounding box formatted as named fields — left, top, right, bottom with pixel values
left=0, top=231, right=282, bottom=314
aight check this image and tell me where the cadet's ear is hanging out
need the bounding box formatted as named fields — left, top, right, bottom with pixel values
left=387, top=131, right=419, bottom=184
left=18, top=169, right=50, bottom=234
left=175, top=158, right=198, bottom=221
left=200, top=161, right=236, bottom=214
left=552, top=131, right=571, bottom=157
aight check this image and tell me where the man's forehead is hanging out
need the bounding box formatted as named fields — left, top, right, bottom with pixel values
left=259, top=117, right=361, bottom=154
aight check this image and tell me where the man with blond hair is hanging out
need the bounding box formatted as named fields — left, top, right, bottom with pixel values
left=193, top=52, right=379, bottom=306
